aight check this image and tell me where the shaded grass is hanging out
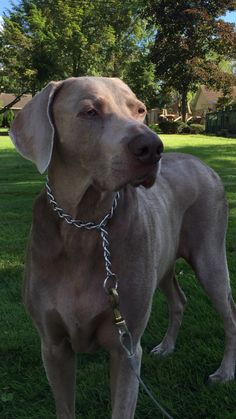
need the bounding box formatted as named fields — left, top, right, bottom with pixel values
left=0, top=134, right=236, bottom=418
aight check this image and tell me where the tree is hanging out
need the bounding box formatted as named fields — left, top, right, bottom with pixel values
left=123, top=57, right=159, bottom=109
left=0, top=0, right=152, bottom=96
left=143, top=0, right=236, bottom=121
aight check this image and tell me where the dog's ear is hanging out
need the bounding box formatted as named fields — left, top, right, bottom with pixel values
left=9, top=81, right=63, bottom=174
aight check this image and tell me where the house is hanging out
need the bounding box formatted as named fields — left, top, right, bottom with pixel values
left=191, top=85, right=236, bottom=117
left=0, top=93, right=32, bottom=115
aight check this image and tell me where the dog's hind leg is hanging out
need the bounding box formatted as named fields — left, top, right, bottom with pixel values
left=41, top=339, right=76, bottom=419
left=181, top=187, right=236, bottom=383
left=151, top=269, right=187, bottom=356
left=190, top=243, right=236, bottom=383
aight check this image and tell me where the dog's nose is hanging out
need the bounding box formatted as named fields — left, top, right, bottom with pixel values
left=128, top=130, right=164, bottom=165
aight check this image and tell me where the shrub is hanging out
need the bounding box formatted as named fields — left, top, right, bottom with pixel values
left=4, top=110, right=15, bottom=128
left=0, top=112, right=4, bottom=128
left=159, top=119, right=178, bottom=134
left=148, top=123, right=162, bottom=134
left=189, top=123, right=205, bottom=134
left=177, top=123, right=193, bottom=134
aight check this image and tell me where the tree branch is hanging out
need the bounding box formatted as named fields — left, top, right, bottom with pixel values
left=0, top=91, right=29, bottom=114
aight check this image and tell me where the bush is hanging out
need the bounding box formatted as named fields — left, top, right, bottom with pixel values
left=177, top=123, right=193, bottom=134
left=0, top=113, right=4, bottom=128
left=4, top=110, right=15, bottom=128
left=189, top=123, right=205, bottom=134
left=159, top=119, right=178, bottom=134
left=148, top=123, right=162, bottom=134
left=151, top=120, right=205, bottom=135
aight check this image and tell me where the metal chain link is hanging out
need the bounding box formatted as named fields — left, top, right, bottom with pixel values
left=46, top=178, right=120, bottom=287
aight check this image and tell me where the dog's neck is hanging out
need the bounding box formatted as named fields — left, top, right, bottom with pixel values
left=47, top=161, right=117, bottom=223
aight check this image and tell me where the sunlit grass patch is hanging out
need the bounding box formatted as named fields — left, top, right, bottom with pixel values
left=1, top=134, right=236, bottom=418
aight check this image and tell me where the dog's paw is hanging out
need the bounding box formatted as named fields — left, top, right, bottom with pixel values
left=208, top=368, right=235, bottom=384
left=150, top=341, right=175, bottom=357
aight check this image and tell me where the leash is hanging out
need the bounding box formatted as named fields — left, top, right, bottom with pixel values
left=46, top=178, right=173, bottom=419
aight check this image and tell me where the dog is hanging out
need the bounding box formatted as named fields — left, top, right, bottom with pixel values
left=10, top=77, right=236, bottom=419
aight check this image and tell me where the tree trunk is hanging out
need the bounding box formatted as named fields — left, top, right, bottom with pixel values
left=72, top=59, right=78, bottom=77
left=181, top=88, right=188, bottom=122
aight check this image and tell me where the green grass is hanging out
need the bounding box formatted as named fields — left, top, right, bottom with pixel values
left=0, top=132, right=236, bottom=419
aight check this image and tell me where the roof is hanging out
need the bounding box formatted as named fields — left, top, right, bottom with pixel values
left=201, top=85, right=236, bottom=102
left=0, top=93, right=32, bottom=109
left=191, top=85, right=236, bottom=111
left=201, top=86, right=222, bottom=104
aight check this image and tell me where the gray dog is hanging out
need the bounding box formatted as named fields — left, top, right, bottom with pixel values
left=10, top=77, right=236, bottom=419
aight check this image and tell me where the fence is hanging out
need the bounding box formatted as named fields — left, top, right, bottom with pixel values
left=205, top=104, right=236, bottom=136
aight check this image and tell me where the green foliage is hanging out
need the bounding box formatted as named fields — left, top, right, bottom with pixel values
left=159, top=119, right=179, bottom=134
left=0, top=113, right=4, bottom=127
left=0, top=0, right=154, bottom=98
left=123, top=56, right=159, bottom=109
left=216, top=88, right=235, bottom=109
left=158, top=121, right=206, bottom=135
left=148, top=123, right=162, bottom=134
left=151, top=121, right=205, bottom=135
left=189, top=124, right=205, bottom=134
left=1, top=0, right=235, bottom=110
left=143, top=0, right=236, bottom=120
left=177, top=123, right=193, bottom=134
left=4, top=110, right=15, bottom=127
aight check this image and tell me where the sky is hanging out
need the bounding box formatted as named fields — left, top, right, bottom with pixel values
left=0, top=0, right=17, bottom=15
left=0, top=0, right=236, bottom=22
left=0, top=0, right=18, bottom=15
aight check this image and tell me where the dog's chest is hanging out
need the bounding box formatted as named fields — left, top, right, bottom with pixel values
left=28, top=191, right=181, bottom=353
left=44, top=266, right=113, bottom=352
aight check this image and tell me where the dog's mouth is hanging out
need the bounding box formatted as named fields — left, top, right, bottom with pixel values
left=130, top=173, right=156, bottom=188
left=93, top=157, right=161, bottom=192
left=130, top=163, right=159, bottom=189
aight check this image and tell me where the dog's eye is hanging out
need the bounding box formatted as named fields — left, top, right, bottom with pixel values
left=86, top=109, right=98, bottom=117
left=138, top=107, right=146, bottom=115
left=77, top=108, right=98, bottom=119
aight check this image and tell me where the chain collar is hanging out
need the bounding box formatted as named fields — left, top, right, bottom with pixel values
left=46, top=177, right=120, bottom=231
left=46, top=178, right=120, bottom=290
left=46, top=177, right=132, bottom=349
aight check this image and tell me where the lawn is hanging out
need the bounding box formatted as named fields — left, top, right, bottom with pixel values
left=0, top=132, right=236, bottom=419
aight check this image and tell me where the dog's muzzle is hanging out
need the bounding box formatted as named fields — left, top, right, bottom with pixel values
left=128, top=130, right=163, bottom=165
left=127, top=128, right=163, bottom=188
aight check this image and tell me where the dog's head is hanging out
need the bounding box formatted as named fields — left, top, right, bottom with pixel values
left=10, top=77, right=163, bottom=191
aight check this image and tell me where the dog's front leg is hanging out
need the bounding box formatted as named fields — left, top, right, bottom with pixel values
left=41, top=339, right=76, bottom=419
left=110, top=343, right=142, bottom=419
